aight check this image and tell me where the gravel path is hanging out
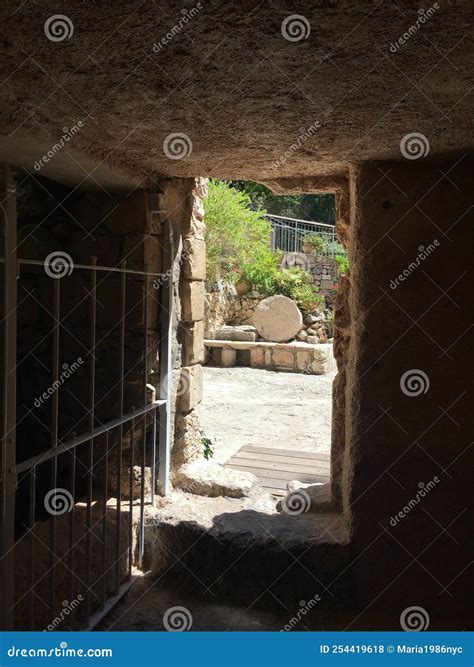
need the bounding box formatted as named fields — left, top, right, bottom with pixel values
left=196, top=364, right=336, bottom=464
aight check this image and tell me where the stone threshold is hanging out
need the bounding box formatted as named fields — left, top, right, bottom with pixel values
left=141, top=492, right=351, bottom=608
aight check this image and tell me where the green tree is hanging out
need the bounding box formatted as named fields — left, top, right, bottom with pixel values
left=204, top=180, right=272, bottom=280
left=229, top=181, right=335, bottom=224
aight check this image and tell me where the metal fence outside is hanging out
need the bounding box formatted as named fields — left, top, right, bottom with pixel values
left=266, top=214, right=345, bottom=257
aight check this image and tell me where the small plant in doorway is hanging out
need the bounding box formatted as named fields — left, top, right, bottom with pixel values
left=201, top=433, right=215, bottom=460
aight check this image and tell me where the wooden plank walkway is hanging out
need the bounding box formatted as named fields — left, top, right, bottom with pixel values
left=225, top=445, right=330, bottom=497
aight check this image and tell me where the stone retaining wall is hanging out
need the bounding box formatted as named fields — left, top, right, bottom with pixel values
left=205, top=289, right=262, bottom=338
left=281, top=252, right=340, bottom=290
left=206, top=340, right=333, bottom=375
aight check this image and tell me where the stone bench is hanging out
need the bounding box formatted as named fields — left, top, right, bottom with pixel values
left=204, top=339, right=334, bottom=375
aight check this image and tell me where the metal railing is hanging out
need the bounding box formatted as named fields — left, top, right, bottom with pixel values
left=266, top=214, right=344, bottom=256
left=1, top=170, right=173, bottom=631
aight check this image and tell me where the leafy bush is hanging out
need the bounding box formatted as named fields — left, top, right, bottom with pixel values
left=288, top=283, right=325, bottom=313
left=241, top=256, right=324, bottom=313
left=334, top=254, right=349, bottom=275
left=325, top=239, right=348, bottom=258
left=204, top=180, right=272, bottom=280
left=302, top=233, right=325, bottom=253
left=204, top=180, right=325, bottom=313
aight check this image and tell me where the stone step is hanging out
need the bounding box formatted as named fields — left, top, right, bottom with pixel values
left=214, top=325, right=257, bottom=341
left=142, top=491, right=352, bottom=610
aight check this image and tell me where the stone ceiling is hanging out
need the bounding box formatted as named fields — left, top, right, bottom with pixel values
left=0, top=0, right=472, bottom=187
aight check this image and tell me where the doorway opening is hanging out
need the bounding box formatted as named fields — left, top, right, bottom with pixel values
left=198, top=179, right=348, bottom=503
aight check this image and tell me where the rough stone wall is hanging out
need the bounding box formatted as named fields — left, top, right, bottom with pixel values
left=204, top=291, right=263, bottom=337
left=345, top=158, right=473, bottom=615
left=281, top=253, right=340, bottom=290
left=166, top=177, right=208, bottom=473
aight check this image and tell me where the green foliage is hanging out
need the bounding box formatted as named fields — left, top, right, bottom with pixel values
left=241, top=256, right=324, bottom=313
left=204, top=180, right=272, bottom=280
left=334, top=254, right=349, bottom=275
left=289, top=283, right=325, bottom=313
left=302, top=233, right=325, bottom=253
left=325, top=239, right=346, bottom=256
left=203, top=179, right=327, bottom=313
left=202, top=434, right=214, bottom=460
left=229, top=180, right=336, bottom=224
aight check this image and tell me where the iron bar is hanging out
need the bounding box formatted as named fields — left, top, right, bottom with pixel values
left=158, top=222, right=173, bottom=496
left=128, top=417, right=135, bottom=578
left=85, top=256, right=97, bottom=624
left=15, top=401, right=165, bottom=474
left=139, top=270, right=149, bottom=563
left=0, top=164, right=17, bottom=631
left=139, top=415, right=146, bottom=565
left=100, top=430, right=109, bottom=610
left=27, top=468, right=35, bottom=629
left=16, top=258, right=164, bottom=277
left=48, top=276, right=60, bottom=621
left=151, top=407, right=157, bottom=508
left=115, top=261, right=126, bottom=593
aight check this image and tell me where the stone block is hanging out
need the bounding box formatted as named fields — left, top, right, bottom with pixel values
left=178, top=364, right=203, bottom=412
left=253, top=295, right=303, bottom=342
left=295, top=348, right=313, bottom=371
left=214, top=325, right=257, bottom=341
left=182, top=237, right=206, bottom=280
left=215, top=348, right=237, bottom=367
left=181, top=280, right=205, bottom=322
left=250, top=347, right=265, bottom=367
left=175, top=459, right=261, bottom=498
left=182, top=320, right=205, bottom=366
left=272, top=348, right=295, bottom=369
left=172, top=411, right=202, bottom=469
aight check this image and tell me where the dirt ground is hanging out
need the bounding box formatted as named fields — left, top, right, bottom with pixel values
left=196, top=360, right=337, bottom=464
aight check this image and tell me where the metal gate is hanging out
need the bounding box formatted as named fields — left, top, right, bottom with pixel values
left=0, top=165, right=172, bottom=630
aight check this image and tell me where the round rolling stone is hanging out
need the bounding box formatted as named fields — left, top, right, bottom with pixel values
left=253, top=295, right=303, bottom=342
